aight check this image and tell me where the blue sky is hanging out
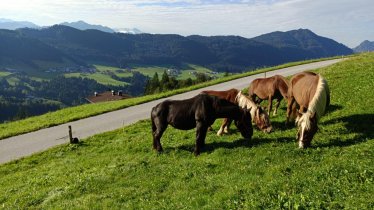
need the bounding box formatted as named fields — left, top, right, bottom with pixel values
left=0, top=0, right=373, bottom=47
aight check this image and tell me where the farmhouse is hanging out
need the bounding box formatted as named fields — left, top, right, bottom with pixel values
left=85, top=90, right=131, bottom=103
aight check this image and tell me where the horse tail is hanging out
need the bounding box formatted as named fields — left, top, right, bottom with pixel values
left=324, top=76, right=330, bottom=108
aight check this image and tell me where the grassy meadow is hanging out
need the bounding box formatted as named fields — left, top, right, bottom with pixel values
left=0, top=53, right=373, bottom=208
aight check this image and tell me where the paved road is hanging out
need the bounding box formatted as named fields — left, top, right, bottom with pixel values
left=0, top=59, right=344, bottom=164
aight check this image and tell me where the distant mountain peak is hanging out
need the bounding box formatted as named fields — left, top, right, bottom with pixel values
left=353, top=40, right=374, bottom=52
left=252, top=28, right=352, bottom=57
left=0, top=19, right=40, bottom=30
left=60, top=20, right=115, bottom=33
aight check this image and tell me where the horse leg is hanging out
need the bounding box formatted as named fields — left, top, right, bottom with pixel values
left=286, top=96, right=295, bottom=124
left=217, top=119, right=227, bottom=136
left=267, top=95, right=273, bottom=116
left=273, top=98, right=282, bottom=116
left=225, top=119, right=233, bottom=133
left=152, top=117, right=167, bottom=152
left=253, top=95, right=262, bottom=104
left=195, top=122, right=208, bottom=156
left=217, top=118, right=231, bottom=136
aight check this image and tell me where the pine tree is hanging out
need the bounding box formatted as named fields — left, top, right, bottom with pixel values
left=144, top=72, right=161, bottom=94
left=160, top=70, right=169, bottom=91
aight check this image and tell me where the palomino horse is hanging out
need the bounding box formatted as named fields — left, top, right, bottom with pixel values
left=202, top=89, right=272, bottom=134
left=151, top=93, right=253, bottom=155
left=286, top=72, right=330, bottom=148
left=248, top=75, right=289, bottom=116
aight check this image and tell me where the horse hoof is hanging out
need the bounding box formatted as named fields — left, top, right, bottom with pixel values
left=155, top=146, right=163, bottom=152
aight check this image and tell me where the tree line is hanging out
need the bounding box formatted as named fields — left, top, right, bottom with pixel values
left=144, top=71, right=212, bottom=95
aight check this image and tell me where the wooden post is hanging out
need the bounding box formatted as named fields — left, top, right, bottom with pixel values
left=68, top=125, right=73, bottom=143
left=68, top=125, right=79, bottom=144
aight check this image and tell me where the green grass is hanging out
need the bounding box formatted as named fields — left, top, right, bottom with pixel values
left=0, top=53, right=373, bottom=208
left=0, top=71, right=12, bottom=77
left=177, top=64, right=224, bottom=80
left=4, top=75, right=20, bottom=86
left=93, top=64, right=132, bottom=78
left=64, top=72, right=129, bottom=86
left=0, top=56, right=352, bottom=140
left=132, top=65, right=168, bottom=77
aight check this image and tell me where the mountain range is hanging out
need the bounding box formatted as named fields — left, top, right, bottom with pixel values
left=0, top=25, right=353, bottom=73
left=0, top=19, right=142, bottom=34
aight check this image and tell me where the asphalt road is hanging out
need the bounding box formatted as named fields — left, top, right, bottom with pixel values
left=0, top=58, right=344, bottom=164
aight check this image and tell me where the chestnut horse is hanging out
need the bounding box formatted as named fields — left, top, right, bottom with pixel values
left=151, top=94, right=253, bottom=155
left=248, top=75, right=289, bottom=116
left=202, top=89, right=272, bottom=134
left=286, top=72, right=330, bottom=148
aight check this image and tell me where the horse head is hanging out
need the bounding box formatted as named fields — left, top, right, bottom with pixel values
left=234, top=108, right=253, bottom=139
left=254, top=107, right=272, bottom=133
left=236, top=91, right=272, bottom=133
left=296, top=111, right=318, bottom=148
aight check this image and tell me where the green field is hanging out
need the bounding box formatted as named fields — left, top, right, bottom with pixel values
left=64, top=72, right=129, bottom=86
left=65, top=63, right=217, bottom=86
left=0, top=71, right=12, bottom=77
left=0, top=53, right=373, bottom=208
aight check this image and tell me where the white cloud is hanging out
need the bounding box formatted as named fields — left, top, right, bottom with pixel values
left=0, top=0, right=373, bottom=47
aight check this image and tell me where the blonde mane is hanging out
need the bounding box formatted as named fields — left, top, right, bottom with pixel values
left=296, top=74, right=329, bottom=129
left=235, top=91, right=258, bottom=118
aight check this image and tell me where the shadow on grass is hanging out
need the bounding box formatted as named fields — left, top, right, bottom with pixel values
left=270, top=121, right=293, bottom=131
left=174, top=136, right=294, bottom=154
left=326, top=104, right=343, bottom=114
left=270, top=104, right=344, bottom=132
left=319, top=114, right=374, bottom=147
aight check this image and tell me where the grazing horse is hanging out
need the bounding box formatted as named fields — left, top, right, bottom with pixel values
left=151, top=94, right=253, bottom=155
left=286, top=72, right=330, bottom=148
left=248, top=75, right=289, bottom=116
left=202, top=89, right=272, bottom=134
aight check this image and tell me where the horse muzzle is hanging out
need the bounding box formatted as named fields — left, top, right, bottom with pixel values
left=263, top=126, right=273, bottom=133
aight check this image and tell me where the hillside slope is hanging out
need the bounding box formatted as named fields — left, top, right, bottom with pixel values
left=0, top=29, right=82, bottom=70
left=0, top=53, right=372, bottom=208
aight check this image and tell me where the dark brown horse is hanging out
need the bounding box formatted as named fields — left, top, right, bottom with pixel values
left=151, top=94, right=253, bottom=155
left=248, top=75, right=289, bottom=116
left=286, top=72, right=330, bottom=148
left=202, top=89, right=272, bottom=134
